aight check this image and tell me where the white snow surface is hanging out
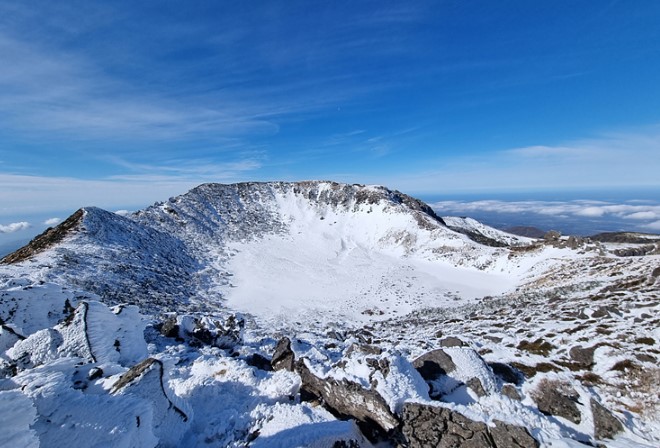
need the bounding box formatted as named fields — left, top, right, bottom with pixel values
left=0, top=181, right=658, bottom=447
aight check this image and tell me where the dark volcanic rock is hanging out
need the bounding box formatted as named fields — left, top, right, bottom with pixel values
left=532, top=380, right=582, bottom=424
left=501, top=384, right=522, bottom=401
left=401, top=403, right=493, bottom=448
left=271, top=337, right=295, bottom=371
left=439, top=336, right=466, bottom=348
left=569, top=346, right=596, bottom=369
left=591, top=399, right=623, bottom=440
left=159, top=317, right=181, bottom=339
left=488, top=362, right=524, bottom=386
left=401, top=403, right=539, bottom=448
left=413, top=349, right=456, bottom=379
left=296, top=360, right=399, bottom=439
left=246, top=353, right=273, bottom=371
left=466, top=377, right=487, bottom=397
left=490, top=420, right=539, bottom=448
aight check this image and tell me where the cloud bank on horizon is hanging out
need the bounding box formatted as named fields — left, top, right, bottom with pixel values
left=1, top=0, right=660, bottom=226
left=433, top=199, right=660, bottom=233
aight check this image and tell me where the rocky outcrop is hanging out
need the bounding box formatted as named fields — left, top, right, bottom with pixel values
left=271, top=337, right=295, bottom=371
left=490, top=420, right=540, bottom=448
left=400, top=403, right=538, bottom=448
left=413, top=347, right=497, bottom=400
left=296, top=360, right=399, bottom=439
left=531, top=379, right=581, bottom=424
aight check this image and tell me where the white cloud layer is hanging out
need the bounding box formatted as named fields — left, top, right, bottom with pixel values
left=432, top=199, right=660, bottom=233
left=0, top=221, right=31, bottom=233
left=43, top=218, right=61, bottom=226
left=432, top=199, right=660, bottom=220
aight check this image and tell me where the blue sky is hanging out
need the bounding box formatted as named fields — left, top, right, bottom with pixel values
left=1, top=0, right=660, bottom=243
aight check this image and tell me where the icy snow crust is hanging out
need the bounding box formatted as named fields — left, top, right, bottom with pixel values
left=0, top=181, right=658, bottom=447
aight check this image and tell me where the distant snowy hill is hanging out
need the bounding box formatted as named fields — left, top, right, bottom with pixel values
left=1, top=181, right=658, bottom=447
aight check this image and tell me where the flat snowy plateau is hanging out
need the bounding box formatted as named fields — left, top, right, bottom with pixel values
left=0, top=181, right=658, bottom=447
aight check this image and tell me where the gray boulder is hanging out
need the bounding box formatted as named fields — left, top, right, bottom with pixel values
left=490, top=420, right=539, bottom=448
left=569, top=346, right=596, bottom=369
left=532, top=380, right=582, bottom=424
left=591, top=399, right=623, bottom=440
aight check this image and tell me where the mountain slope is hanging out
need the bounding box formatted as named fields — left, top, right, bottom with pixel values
left=1, top=181, right=522, bottom=318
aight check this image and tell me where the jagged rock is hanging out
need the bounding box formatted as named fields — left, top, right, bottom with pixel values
left=591, top=399, right=623, bottom=440
left=531, top=379, right=582, bottom=424
left=490, top=420, right=539, bottom=448
left=467, top=377, right=487, bottom=397
left=569, top=346, right=596, bottom=369
left=488, top=362, right=524, bottom=385
left=401, top=403, right=493, bottom=447
left=412, top=349, right=456, bottom=379
left=439, top=336, right=466, bottom=347
left=296, top=360, right=399, bottom=439
left=501, top=384, right=522, bottom=401
left=272, top=337, right=295, bottom=371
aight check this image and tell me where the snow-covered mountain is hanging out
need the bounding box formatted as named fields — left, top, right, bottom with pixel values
left=1, top=181, right=658, bottom=447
